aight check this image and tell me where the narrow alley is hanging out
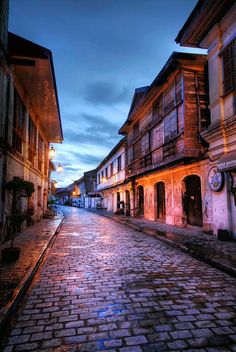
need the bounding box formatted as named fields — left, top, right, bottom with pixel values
left=3, top=207, right=236, bottom=351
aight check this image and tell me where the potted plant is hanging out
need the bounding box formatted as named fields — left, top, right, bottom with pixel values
left=2, top=177, right=34, bottom=262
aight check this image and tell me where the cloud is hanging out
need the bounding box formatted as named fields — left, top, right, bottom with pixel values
left=85, top=81, right=129, bottom=106
left=70, top=152, right=102, bottom=165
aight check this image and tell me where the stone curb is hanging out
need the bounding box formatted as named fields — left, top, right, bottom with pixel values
left=88, top=210, right=236, bottom=278
left=0, top=215, right=65, bottom=336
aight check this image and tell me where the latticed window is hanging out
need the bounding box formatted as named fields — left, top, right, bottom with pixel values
left=133, top=140, right=141, bottom=160
left=151, top=121, right=164, bottom=150
left=164, top=84, right=175, bottom=115
left=221, top=38, right=236, bottom=95
left=164, top=110, right=178, bottom=143
left=127, top=147, right=133, bottom=163
left=12, top=88, right=26, bottom=154
left=175, top=74, right=182, bottom=104
left=28, top=116, right=37, bottom=164
left=153, top=94, right=163, bottom=123
left=133, top=121, right=139, bottom=140
left=141, top=132, right=150, bottom=156
left=38, top=134, right=44, bottom=172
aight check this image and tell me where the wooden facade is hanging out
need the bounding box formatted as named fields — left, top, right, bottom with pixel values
left=119, top=53, right=209, bottom=179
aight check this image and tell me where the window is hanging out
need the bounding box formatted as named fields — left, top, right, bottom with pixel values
left=140, top=154, right=152, bottom=168
left=133, top=121, right=139, bottom=140
left=164, top=84, right=175, bottom=115
left=117, top=155, right=122, bottom=172
left=110, top=162, right=113, bottom=176
left=141, top=132, right=150, bottom=156
left=12, top=88, right=26, bottom=154
left=222, top=38, right=236, bottom=94
left=105, top=167, right=108, bottom=178
left=127, top=147, right=133, bottom=163
left=151, top=122, right=164, bottom=150
left=153, top=94, right=163, bottom=123
left=175, top=74, right=182, bottom=104
left=164, top=110, right=178, bottom=142
left=38, top=134, right=44, bottom=172
left=28, top=116, right=37, bottom=163
left=133, top=140, right=141, bottom=160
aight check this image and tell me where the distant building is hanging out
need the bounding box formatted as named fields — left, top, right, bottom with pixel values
left=0, top=1, right=63, bottom=242
left=74, top=169, right=99, bottom=208
left=119, top=52, right=209, bottom=227
left=55, top=183, right=74, bottom=205
left=96, top=138, right=131, bottom=214
left=176, top=0, right=236, bottom=237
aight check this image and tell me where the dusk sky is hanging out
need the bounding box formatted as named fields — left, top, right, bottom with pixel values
left=9, top=0, right=205, bottom=187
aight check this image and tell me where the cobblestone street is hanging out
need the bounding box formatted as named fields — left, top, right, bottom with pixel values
left=3, top=207, right=236, bottom=351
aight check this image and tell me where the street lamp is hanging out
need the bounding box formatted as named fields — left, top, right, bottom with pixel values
left=56, top=163, right=63, bottom=172
left=49, top=145, right=56, bottom=160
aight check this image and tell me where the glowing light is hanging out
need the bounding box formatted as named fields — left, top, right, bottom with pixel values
left=57, top=163, right=63, bottom=172
left=49, top=145, right=56, bottom=160
left=102, top=177, right=106, bottom=183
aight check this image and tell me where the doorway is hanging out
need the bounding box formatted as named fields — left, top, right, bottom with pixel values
left=117, top=192, right=120, bottom=210
left=137, top=186, right=144, bottom=216
left=125, top=190, right=130, bottom=216
left=156, top=182, right=165, bottom=220
left=183, top=175, right=203, bottom=226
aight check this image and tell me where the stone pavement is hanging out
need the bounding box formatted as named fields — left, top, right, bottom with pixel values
left=88, top=208, right=236, bottom=278
left=2, top=207, right=236, bottom=351
left=0, top=210, right=64, bottom=334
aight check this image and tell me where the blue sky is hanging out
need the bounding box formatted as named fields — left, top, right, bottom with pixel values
left=9, top=0, right=204, bottom=187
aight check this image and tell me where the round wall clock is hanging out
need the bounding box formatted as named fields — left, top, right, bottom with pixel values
left=208, top=166, right=224, bottom=192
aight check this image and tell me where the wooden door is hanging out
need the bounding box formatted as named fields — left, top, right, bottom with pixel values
left=138, top=186, right=144, bottom=216
left=184, top=175, right=203, bottom=226
left=157, top=182, right=165, bottom=220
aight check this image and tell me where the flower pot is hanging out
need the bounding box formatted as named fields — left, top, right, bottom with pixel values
left=1, top=247, right=20, bottom=263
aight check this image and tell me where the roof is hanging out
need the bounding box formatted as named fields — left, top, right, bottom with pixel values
left=96, top=138, right=125, bottom=170
left=128, top=86, right=149, bottom=117
left=8, top=32, right=63, bottom=143
left=119, top=52, right=206, bottom=134
left=175, top=0, right=235, bottom=47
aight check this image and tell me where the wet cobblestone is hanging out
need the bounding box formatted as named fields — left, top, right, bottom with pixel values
left=3, top=207, right=236, bottom=351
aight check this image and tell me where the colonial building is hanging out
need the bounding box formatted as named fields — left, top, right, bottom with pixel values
left=119, top=52, right=210, bottom=229
left=73, top=169, right=99, bottom=208
left=96, top=138, right=131, bottom=214
left=0, top=6, right=63, bottom=242
left=176, top=0, right=236, bottom=237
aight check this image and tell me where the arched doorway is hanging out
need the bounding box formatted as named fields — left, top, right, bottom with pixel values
left=137, top=186, right=144, bottom=216
left=183, top=175, right=203, bottom=226
left=156, top=182, right=165, bottom=220
left=117, top=192, right=120, bottom=210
